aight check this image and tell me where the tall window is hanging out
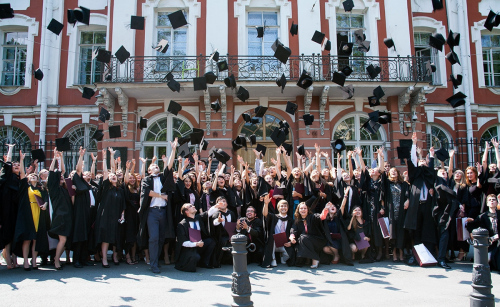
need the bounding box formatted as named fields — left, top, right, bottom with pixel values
left=156, top=12, right=188, bottom=72
left=337, top=14, right=364, bottom=73
left=63, top=124, right=98, bottom=171
left=0, top=126, right=31, bottom=165
left=79, top=31, right=106, bottom=84
left=246, top=12, right=279, bottom=74
left=414, top=32, right=440, bottom=85
left=1, top=31, right=27, bottom=86
left=482, top=34, right=500, bottom=87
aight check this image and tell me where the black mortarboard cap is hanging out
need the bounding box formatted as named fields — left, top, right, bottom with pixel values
left=311, top=31, right=325, bottom=44
left=274, top=44, right=291, bottom=64
left=82, top=87, right=95, bottom=99
left=237, top=135, right=247, bottom=149
left=254, top=106, right=268, bottom=118
left=68, top=7, right=90, bottom=26
left=167, top=78, right=181, bottom=92
left=56, top=137, right=71, bottom=151
left=282, top=143, right=293, bottom=155
left=342, top=0, right=354, bottom=12
left=168, top=100, right=182, bottom=115
left=290, top=21, right=298, bottom=36
left=48, top=19, right=64, bottom=35
left=213, top=149, right=231, bottom=164
left=31, top=149, right=46, bottom=162
left=338, top=42, right=353, bottom=56
left=154, top=39, right=169, bottom=53
left=332, top=139, right=346, bottom=153
left=276, top=73, right=287, bottom=93
left=297, top=144, right=305, bottom=156
left=232, top=139, right=243, bottom=152
left=484, top=10, right=500, bottom=32
left=446, top=50, right=460, bottom=65
left=237, top=86, right=249, bottom=102
left=96, top=49, right=111, bottom=63
left=178, top=136, right=191, bottom=146
left=286, top=101, right=298, bottom=115
left=242, top=113, right=251, bottom=123
left=115, top=45, right=130, bottom=64
left=177, top=142, right=190, bottom=158
left=373, top=86, right=385, bottom=99
left=92, top=129, right=104, bottom=141
left=369, top=111, right=392, bottom=124
left=138, top=117, right=148, bottom=130
left=256, top=26, right=264, bottom=38
left=354, top=29, right=366, bottom=43
left=368, top=96, right=381, bottom=107
left=34, top=68, right=43, bottom=81
left=224, top=74, right=236, bottom=89
left=279, top=120, right=290, bottom=134
left=397, top=146, right=411, bottom=159
left=99, top=108, right=110, bottom=123
left=332, top=71, right=346, bottom=86
left=435, top=147, right=449, bottom=162
left=429, top=33, right=446, bottom=52
left=366, top=64, right=381, bottom=79
left=322, top=40, right=331, bottom=52
left=256, top=144, right=267, bottom=156
left=201, top=139, right=209, bottom=150
left=109, top=125, right=121, bottom=138
left=217, top=60, right=228, bottom=72
left=425, top=61, right=436, bottom=76
left=0, top=3, right=14, bottom=19
left=303, top=114, right=314, bottom=126
left=251, top=117, right=261, bottom=125
left=270, top=127, right=286, bottom=147
left=432, top=0, right=443, bottom=11
left=271, top=39, right=282, bottom=53
left=209, top=50, right=219, bottom=62
left=383, top=38, right=395, bottom=49
left=341, top=65, right=353, bottom=76
left=168, top=10, right=188, bottom=29
left=450, top=74, right=462, bottom=89
left=204, top=71, right=217, bottom=84
left=249, top=134, right=257, bottom=146
left=447, top=30, right=460, bottom=49
left=131, top=15, right=145, bottom=30
left=446, top=91, right=467, bottom=108
left=358, top=40, right=371, bottom=53
left=361, top=119, right=381, bottom=135
left=190, top=128, right=204, bottom=145
left=297, top=70, right=313, bottom=89
left=211, top=100, right=221, bottom=113
left=193, top=76, right=207, bottom=91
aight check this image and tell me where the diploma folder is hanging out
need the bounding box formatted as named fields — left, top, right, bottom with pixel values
left=354, top=232, right=370, bottom=250
left=65, top=178, right=76, bottom=197
left=378, top=217, right=390, bottom=239
left=34, top=195, right=44, bottom=208
left=188, top=228, right=202, bottom=242
left=273, top=232, right=288, bottom=248
left=456, top=217, right=469, bottom=241
left=224, top=222, right=237, bottom=237
left=412, top=243, right=437, bottom=267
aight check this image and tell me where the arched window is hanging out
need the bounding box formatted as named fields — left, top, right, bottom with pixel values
left=142, top=114, right=193, bottom=170
left=427, top=124, right=450, bottom=150
left=0, top=125, right=31, bottom=163
left=63, top=124, right=98, bottom=172
left=332, top=114, right=386, bottom=168
left=481, top=125, right=499, bottom=165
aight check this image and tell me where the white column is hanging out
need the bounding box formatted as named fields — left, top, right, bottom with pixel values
left=297, top=0, right=322, bottom=56
left=111, top=0, right=137, bottom=78
left=384, top=0, right=411, bottom=57
left=206, top=0, right=228, bottom=55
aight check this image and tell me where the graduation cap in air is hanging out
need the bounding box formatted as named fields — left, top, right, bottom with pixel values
left=290, top=21, right=298, bottom=36
left=321, top=39, right=332, bottom=52
left=271, top=39, right=282, bottom=53
left=224, top=74, right=236, bottom=89
left=341, top=66, right=353, bottom=77
left=366, top=64, right=381, bottom=79
left=82, top=87, right=95, bottom=99
left=193, top=76, right=207, bottom=91
left=190, top=128, right=204, bottom=145
left=432, top=0, right=443, bottom=11
left=425, top=61, right=436, bottom=76
left=211, top=100, right=221, bottom=113
left=358, top=40, right=371, bottom=53
left=92, top=129, right=104, bottom=141
left=168, top=100, right=182, bottom=115
left=232, top=138, right=243, bottom=152
left=168, top=10, right=188, bottom=29
left=209, top=50, right=220, bottom=62
left=201, top=139, right=209, bottom=150
left=256, top=144, right=267, bottom=157
left=178, top=135, right=191, bottom=146
left=270, top=127, right=286, bottom=147
left=251, top=117, right=261, bottom=125
left=342, top=0, right=354, bottom=12
left=68, top=7, right=90, bottom=26
left=56, top=137, right=71, bottom=151
left=446, top=50, right=460, bottom=66
left=254, top=106, right=268, bottom=118
left=368, top=96, right=380, bottom=107
left=296, top=144, right=305, bottom=156
left=341, top=84, right=355, bottom=99
left=256, top=26, right=265, bottom=38
left=154, top=39, right=169, bottom=53
left=279, top=120, right=290, bottom=134
left=447, top=30, right=460, bottom=49
left=303, top=114, right=314, bottom=126
left=435, top=147, right=449, bottom=162
left=311, top=31, right=326, bottom=45
left=177, top=142, right=190, bottom=158
left=361, top=119, right=381, bottom=135
left=373, top=86, right=385, bottom=100
left=109, top=125, right=121, bottom=138
left=213, top=149, right=231, bottom=164
left=446, top=91, right=467, bottom=108
left=115, top=46, right=130, bottom=64
left=99, top=108, right=110, bottom=123
left=484, top=10, right=500, bottom=32
left=242, top=113, right=252, bottom=123
left=237, top=86, right=249, bottom=102
left=397, top=146, right=411, bottom=159
left=276, top=74, right=287, bottom=93
left=428, top=33, right=446, bottom=52
left=204, top=71, right=217, bottom=84
left=31, top=149, right=46, bottom=162
left=249, top=134, right=257, bottom=146
left=0, top=3, right=14, bottom=19
left=354, top=29, right=366, bottom=44
left=96, top=49, right=112, bottom=63
left=339, top=42, right=353, bottom=56
left=34, top=68, right=43, bottom=81
left=217, top=60, right=228, bottom=72
left=137, top=117, right=148, bottom=130
left=332, top=71, right=346, bottom=86
left=237, top=135, right=248, bottom=150
left=286, top=101, right=298, bottom=115
left=281, top=143, right=293, bottom=155
left=131, top=15, right=145, bottom=30
left=274, top=43, right=292, bottom=64
left=48, top=19, right=64, bottom=35
left=450, top=74, right=463, bottom=89
left=297, top=70, right=313, bottom=89
left=383, top=38, right=395, bottom=50
left=332, top=139, right=346, bottom=153
left=167, top=77, right=181, bottom=92
left=369, top=111, right=392, bottom=124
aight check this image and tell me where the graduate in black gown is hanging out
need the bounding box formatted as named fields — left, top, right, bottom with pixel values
left=123, top=160, right=141, bottom=265
left=236, top=206, right=264, bottom=265
left=47, top=149, right=73, bottom=270
left=209, top=196, right=236, bottom=267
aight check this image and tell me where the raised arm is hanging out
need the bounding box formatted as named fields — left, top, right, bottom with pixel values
left=229, top=165, right=235, bottom=188
left=90, top=152, right=97, bottom=179
left=167, top=138, right=178, bottom=171
left=303, top=156, right=316, bottom=176
left=139, top=157, right=147, bottom=179
left=448, top=149, right=455, bottom=179
left=102, top=149, right=108, bottom=181
left=482, top=141, right=491, bottom=172
left=262, top=194, right=270, bottom=218
left=5, top=144, right=15, bottom=162
left=315, top=143, right=321, bottom=173
left=49, top=149, right=58, bottom=172
left=411, top=132, right=418, bottom=166
left=337, top=153, right=342, bottom=179
left=284, top=152, right=293, bottom=178
left=340, top=186, right=349, bottom=216
left=356, top=147, right=366, bottom=172
left=60, top=151, right=66, bottom=175
left=347, top=151, right=353, bottom=180
left=19, top=150, right=26, bottom=180
left=76, top=146, right=85, bottom=176
left=275, top=147, right=282, bottom=180
left=207, top=156, right=212, bottom=178
left=108, top=147, right=116, bottom=174
left=124, top=160, right=132, bottom=185
left=493, top=138, right=500, bottom=169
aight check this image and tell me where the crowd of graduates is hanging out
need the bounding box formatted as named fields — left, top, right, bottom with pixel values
left=0, top=131, right=499, bottom=274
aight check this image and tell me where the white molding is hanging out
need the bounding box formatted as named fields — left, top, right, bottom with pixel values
left=329, top=105, right=351, bottom=121
left=78, top=0, right=108, bottom=10
left=138, top=106, right=161, bottom=118
left=3, top=114, right=12, bottom=126
left=269, top=103, right=296, bottom=123
left=234, top=104, right=258, bottom=123
left=0, top=87, right=23, bottom=95
left=10, top=1, right=30, bottom=11
left=478, top=0, right=500, bottom=17
left=478, top=117, right=497, bottom=131
left=435, top=116, right=454, bottom=131
left=58, top=117, right=81, bottom=133
left=13, top=117, right=35, bottom=133
left=410, top=0, right=433, bottom=13
left=182, top=105, right=199, bottom=123
left=427, top=109, right=434, bottom=122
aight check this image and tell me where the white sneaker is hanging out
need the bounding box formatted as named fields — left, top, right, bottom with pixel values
left=270, top=259, right=277, bottom=267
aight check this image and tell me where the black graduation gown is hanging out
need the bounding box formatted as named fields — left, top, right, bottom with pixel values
left=123, top=183, right=140, bottom=246
left=305, top=176, right=334, bottom=214
left=466, top=183, right=484, bottom=220
left=336, top=176, right=363, bottom=221
left=87, top=179, right=101, bottom=253
left=173, top=180, right=201, bottom=225
left=362, top=171, right=384, bottom=248
left=243, top=183, right=265, bottom=219
left=405, top=157, right=435, bottom=231
left=432, top=177, right=458, bottom=233
left=13, top=178, right=38, bottom=243
left=71, top=173, right=92, bottom=243
left=290, top=213, right=328, bottom=261
left=261, top=212, right=295, bottom=267
left=0, top=161, right=20, bottom=249
left=174, top=212, right=210, bottom=272
left=48, top=171, right=73, bottom=237
left=34, top=187, right=50, bottom=254
left=211, top=186, right=239, bottom=216
left=94, top=179, right=126, bottom=246
left=466, top=210, right=500, bottom=271
left=284, top=177, right=308, bottom=217
left=209, top=209, right=236, bottom=267
left=323, top=214, right=353, bottom=265
left=384, top=178, right=409, bottom=249
left=239, top=217, right=264, bottom=264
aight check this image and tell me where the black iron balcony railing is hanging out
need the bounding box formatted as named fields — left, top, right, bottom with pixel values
left=100, top=54, right=432, bottom=84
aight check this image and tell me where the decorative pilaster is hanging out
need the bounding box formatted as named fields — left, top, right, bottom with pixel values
left=115, top=87, right=129, bottom=137
left=319, top=86, right=329, bottom=136
left=304, top=86, right=313, bottom=135
left=204, top=90, right=211, bottom=135
left=398, top=86, right=412, bottom=134
left=220, top=85, right=227, bottom=136
left=96, top=88, right=115, bottom=125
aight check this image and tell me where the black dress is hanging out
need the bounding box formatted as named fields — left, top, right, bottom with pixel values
left=384, top=179, right=409, bottom=249
left=124, top=184, right=140, bottom=247
left=0, top=161, right=20, bottom=250
left=363, top=174, right=384, bottom=248
left=291, top=214, right=327, bottom=261
left=71, top=173, right=92, bottom=243
left=94, top=179, right=126, bottom=246
left=48, top=171, right=73, bottom=237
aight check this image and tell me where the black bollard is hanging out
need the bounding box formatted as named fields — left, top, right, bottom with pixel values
left=230, top=234, right=253, bottom=307
left=469, top=228, right=495, bottom=307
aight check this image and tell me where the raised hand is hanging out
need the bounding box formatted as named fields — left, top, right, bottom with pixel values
left=492, top=138, right=499, bottom=149
left=79, top=146, right=86, bottom=156
left=193, top=152, right=198, bottom=161
left=412, top=132, right=417, bottom=145
left=449, top=149, right=455, bottom=157
left=170, top=137, right=178, bottom=149
left=416, top=146, right=422, bottom=156
left=19, top=150, right=26, bottom=161
left=139, top=157, right=146, bottom=163
left=314, top=143, right=320, bottom=153
left=91, top=152, right=97, bottom=162
left=126, top=160, right=132, bottom=170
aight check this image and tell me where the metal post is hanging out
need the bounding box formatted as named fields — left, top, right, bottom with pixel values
left=230, top=234, right=253, bottom=307
left=469, top=228, right=495, bottom=307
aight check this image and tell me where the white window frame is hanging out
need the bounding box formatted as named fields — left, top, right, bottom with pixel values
left=247, top=11, right=279, bottom=56
left=481, top=34, right=500, bottom=87
left=414, top=32, right=441, bottom=85
left=1, top=31, right=27, bottom=87
left=472, top=19, right=500, bottom=93
left=78, top=30, right=107, bottom=85
left=426, top=123, right=451, bottom=149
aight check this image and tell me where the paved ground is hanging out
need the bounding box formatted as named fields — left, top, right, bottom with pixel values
left=1, top=254, right=499, bottom=307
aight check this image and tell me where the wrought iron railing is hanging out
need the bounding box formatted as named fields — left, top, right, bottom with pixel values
left=100, top=54, right=432, bottom=84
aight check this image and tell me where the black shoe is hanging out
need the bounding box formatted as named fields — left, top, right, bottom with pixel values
left=102, top=263, right=110, bottom=268
left=438, top=261, right=451, bottom=269
left=73, top=261, right=83, bottom=268
left=83, top=261, right=95, bottom=266
left=199, top=263, right=214, bottom=269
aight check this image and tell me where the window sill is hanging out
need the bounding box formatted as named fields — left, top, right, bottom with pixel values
left=485, top=87, right=500, bottom=95
left=0, top=86, right=25, bottom=96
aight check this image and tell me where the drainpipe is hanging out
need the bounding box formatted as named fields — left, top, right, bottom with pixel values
left=457, top=0, right=474, bottom=164
left=38, top=0, right=53, bottom=147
